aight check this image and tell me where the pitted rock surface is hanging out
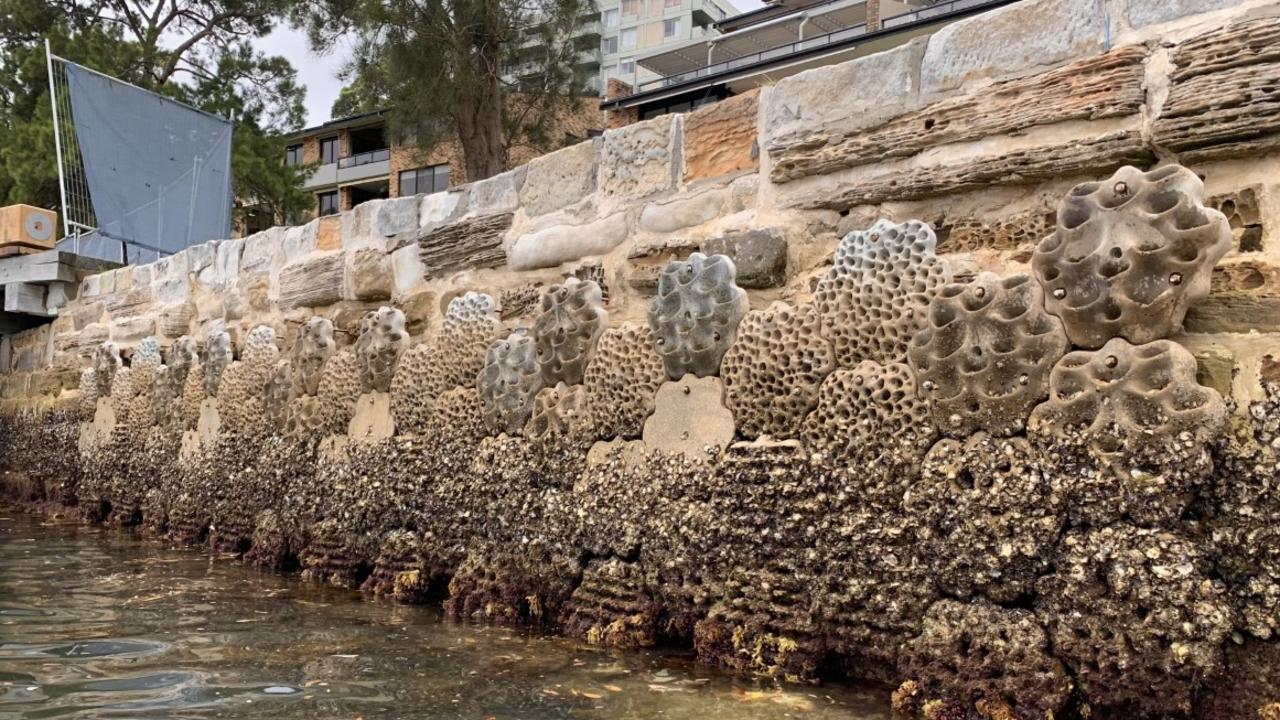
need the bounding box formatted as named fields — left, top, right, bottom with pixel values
left=801, top=360, right=935, bottom=470
left=908, top=272, right=1068, bottom=438
left=92, top=342, right=122, bottom=397
left=813, top=219, right=951, bottom=367
left=533, top=278, right=607, bottom=387
left=582, top=324, right=667, bottom=440
left=1033, top=164, right=1232, bottom=348
left=203, top=330, right=233, bottom=397
left=316, top=350, right=362, bottom=434
left=721, top=302, right=835, bottom=439
left=524, top=382, right=589, bottom=440
left=391, top=293, right=500, bottom=434
left=1029, top=337, right=1226, bottom=457
left=292, top=317, right=335, bottom=397
left=355, top=306, right=407, bottom=393
left=648, top=253, right=748, bottom=379
left=478, top=329, right=543, bottom=435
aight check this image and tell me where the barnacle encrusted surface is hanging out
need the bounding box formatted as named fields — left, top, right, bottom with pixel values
left=216, top=326, right=280, bottom=432
left=813, top=219, right=950, bottom=367
left=524, top=382, right=589, bottom=440
left=478, top=329, right=543, bottom=435
left=179, top=364, right=205, bottom=430
left=1030, top=337, right=1225, bottom=456
left=906, top=434, right=1061, bottom=603
left=647, top=252, right=748, bottom=379
left=1035, top=525, right=1232, bottom=717
left=908, top=272, right=1068, bottom=438
left=391, top=292, right=500, bottom=434
left=533, top=278, right=607, bottom=387
left=721, top=302, right=835, bottom=439
left=203, top=330, right=233, bottom=397
left=428, top=387, right=486, bottom=439
left=291, top=317, right=335, bottom=396
left=264, top=360, right=292, bottom=429
left=168, top=336, right=199, bottom=391
left=316, top=350, right=361, bottom=434
left=582, top=324, right=667, bottom=440
left=1032, top=164, right=1232, bottom=348
left=76, top=369, right=98, bottom=421
left=355, top=306, right=407, bottom=393
left=895, top=600, right=1070, bottom=720
left=801, top=361, right=935, bottom=469
left=92, top=341, right=122, bottom=397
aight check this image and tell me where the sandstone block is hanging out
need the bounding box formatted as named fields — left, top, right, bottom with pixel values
left=1185, top=294, right=1280, bottom=334
left=420, top=189, right=467, bottom=227
left=507, top=212, right=630, bottom=271
left=701, top=228, right=787, bottom=289
left=414, top=212, right=513, bottom=276
left=346, top=247, right=392, bottom=302
left=157, top=303, right=195, bottom=339
left=683, top=90, right=758, bottom=183
left=1193, top=345, right=1237, bottom=398
left=642, top=375, right=735, bottom=459
left=391, top=244, right=426, bottom=297
left=520, top=138, right=599, bottom=216
left=376, top=196, right=421, bottom=237
left=469, top=167, right=526, bottom=216
left=920, top=0, right=1107, bottom=95
left=240, top=227, right=285, bottom=278
left=186, top=241, right=216, bottom=275
left=599, top=114, right=678, bottom=201
left=1126, top=0, right=1239, bottom=28
left=278, top=252, right=345, bottom=310
left=281, top=221, right=318, bottom=262
left=638, top=191, right=725, bottom=234
left=110, top=315, right=157, bottom=344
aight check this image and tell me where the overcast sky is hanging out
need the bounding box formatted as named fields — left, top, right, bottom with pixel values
left=262, top=0, right=765, bottom=127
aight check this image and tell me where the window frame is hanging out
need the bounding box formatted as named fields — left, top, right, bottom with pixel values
left=397, top=164, right=451, bottom=196
left=318, top=136, right=338, bottom=165
left=602, top=35, right=619, bottom=54
left=663, top=17, right=679, bottom=37
left=603, top=8, right=619, bottom=27
left=285, top=144, right=304, bottom=166
left=318, top=191, right=339, bottom=216
left=619, top=57, right=635, bottom=75
left=620, top=27, right=637, bottom=49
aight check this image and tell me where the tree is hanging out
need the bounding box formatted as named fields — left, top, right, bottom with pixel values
left=0, top=0, right=311, bottom=227
left=302, top=0, right=597, bottom=182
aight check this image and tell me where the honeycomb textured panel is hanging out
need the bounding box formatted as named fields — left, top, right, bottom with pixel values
left=284, top=395, right=326, bottom=439
left=478, top=329, right=543, bottom=435
left=1032, top=164, right=1232, bottom=348
left=648, top=252, right=748, bottom=379
left=180, top=364, right=205, bottom=430
left=264, top=360, right=292, bottom=429
left=355, top=306, right=407, bottom=393
left=721, top=302, right=835, bottom=439
left=133, top=337, right=162, bottom=368
left=292, top=317, right=335, bottom=397
left=813, top=219, right=951, bottom=367
left=533, top=278, right=608, bottom=387
left=92, top=342, right=122, bottom=397
left=582, top=324, right=667, bottom=440
left=908, top=272, right=1068, bottom=438
left=1028, top=337, right=1226, bottom=455
left=801, top=360, right=936, bottom=469
left=242, top=325, right=279, bottom=366
left=216, top=326, right=279, bottom=432
left=168, top=336, right=199, bottom=392
left=204, top=331, right=233, bottom=397
left=316, top=350, right=362, bottom=434
left=525, top=382, right=589, bottom=440
left=77, top=369, right=97, bottom=421
left=428, top=387, right=486, bottom=439
left=390, top=292, right=500, bottom=434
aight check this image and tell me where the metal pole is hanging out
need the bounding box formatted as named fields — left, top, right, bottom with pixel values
left=45, top=39, right=71, bottom=240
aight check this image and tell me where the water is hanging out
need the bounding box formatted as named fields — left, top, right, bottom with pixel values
left=0, top=507, right=892, bottom=719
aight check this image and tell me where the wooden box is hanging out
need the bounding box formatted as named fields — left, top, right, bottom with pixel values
left=0, top=204, right=58, bottom=250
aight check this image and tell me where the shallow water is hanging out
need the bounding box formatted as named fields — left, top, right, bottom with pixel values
left=0, top=507, right=892, bottom=719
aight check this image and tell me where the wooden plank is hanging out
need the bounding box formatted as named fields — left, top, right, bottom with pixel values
left=4, top=282, right=50, bottom=316
left=0, top=250, right=76, bottom=285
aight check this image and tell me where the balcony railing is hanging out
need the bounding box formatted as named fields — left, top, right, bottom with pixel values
left=338, top=147, right=390, bottom=169
left=632, top=0, right=1012, bottom=94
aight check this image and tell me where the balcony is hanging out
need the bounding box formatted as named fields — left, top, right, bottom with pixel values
left=337, top=148, right=391, bottom=184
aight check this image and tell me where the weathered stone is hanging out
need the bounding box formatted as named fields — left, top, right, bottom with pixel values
left=701, top=228, right=787, bottom=289
left=638, top=191, right=724, bottom=234
left=1194, top=345, right=1237, bottom=398
left=1185, top=293, right=1280, bottom=334
left=390, top=244, right=425, bottom=296
left=315, top=215, right=341, bottom=251
left=346, top=246, right=392, bottom=302
left=920, top=0, right=1107, bottom=95
left=278, top=253, right=345, bottom=310
left=109, top=315, right=157, bottom=344
left=348, top=391, right=395, bottom=443
left=683, top=90, right=758, bottom=183
left=599, top=114, right=678, bottom=201
left=157, top=303, right=194, bottom=339
left=1127, top=0, right=1241, bottom=29
left=764, top=40, right=923, bottom=157
left=375, top=196, right=421, bottom=237
left=1208, top=187, right=1264, bottom=253
left=936, top=209, right=1057, bottom=254
left=468, top=167, right=526, bottom=215
left=419, top=189, right=467, bottom=226
left=642, top=375, right=734, bottom=459
left=769, top=46, right=1146, bottom=183
left=520, top=139, right=599, bottom=216
left=507, top=212, right=629, bottom=271
left=281, top=221, right=318, bottom=261
left=104, top=286, right=154, bottom=319
left=1153, top=19, right=1280, bottom=163
left=413, top=213, right=512, bottom=276
left=789, top=130, right=1153, bottom=210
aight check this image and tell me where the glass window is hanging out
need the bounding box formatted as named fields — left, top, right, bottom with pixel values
left=603, top=8, right=619, bottom=26
left=665, top=0, right=679, bottom=7
left=620, top=27, right=637, bottom=49
left=663, top=18, right=678, bottom=37
left=318, top=191, right=339, bottom=216
left=601, top=35, right=618, bottom=54
left=319, top=136, right=338, bottom=164
left=622, top=0, right=639, bottom=15
left=285, top=144, right=303, bottom=166
left=619, top=58, right=635, bottom=75
left=398, top=164, right=451, bottom=196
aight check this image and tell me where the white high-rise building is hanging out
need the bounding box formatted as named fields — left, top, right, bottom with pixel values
left=596, top=0, right=740, bottom=94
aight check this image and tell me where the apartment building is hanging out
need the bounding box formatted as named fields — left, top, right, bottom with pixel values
left=597, top=0, right=740, bottom=96
left=601, top=0, right=1021, bottom=119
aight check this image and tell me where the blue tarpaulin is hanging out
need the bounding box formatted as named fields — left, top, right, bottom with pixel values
left=62, top=62, right=232, bottom=264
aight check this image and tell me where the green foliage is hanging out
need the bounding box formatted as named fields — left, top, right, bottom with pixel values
left=0, top=0, right=310, bottom=228
left=302, top=0, right=597, bottom=182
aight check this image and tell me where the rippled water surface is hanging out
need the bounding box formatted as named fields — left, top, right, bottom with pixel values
left=0, top=507, right=891, bottom=719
